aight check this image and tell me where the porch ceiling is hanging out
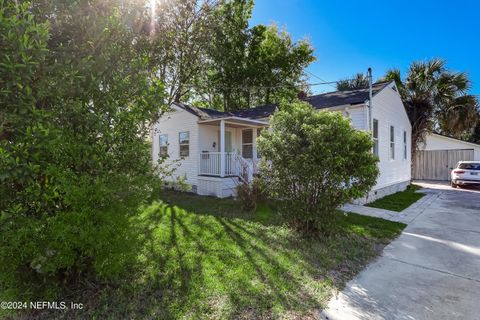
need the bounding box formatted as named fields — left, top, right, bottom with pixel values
left=198, top=116, right=268, bottom=128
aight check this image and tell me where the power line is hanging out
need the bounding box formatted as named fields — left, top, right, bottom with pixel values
left=175, top=79, right=343, bottom=90
left=305, top=70, right=337, bottom=90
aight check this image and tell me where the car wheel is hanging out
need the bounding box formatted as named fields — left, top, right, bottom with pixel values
left=451, top=181, right=457, bottom=188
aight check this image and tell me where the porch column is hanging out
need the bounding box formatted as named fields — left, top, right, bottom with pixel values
left=252, top=127, right=258, bottom=160
left=220, top=119, right=225, bottom=177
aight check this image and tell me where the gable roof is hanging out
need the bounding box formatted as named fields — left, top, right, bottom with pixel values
left=304, top=81, right=390, bottom=110
left=172, top=102, right=229, bottom=119
left=173, top=81, right=393, bottom=120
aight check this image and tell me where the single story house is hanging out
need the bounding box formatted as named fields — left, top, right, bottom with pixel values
left=413, top=133, right=480, bottom=180
left=152, top=80, right=412, bottom=203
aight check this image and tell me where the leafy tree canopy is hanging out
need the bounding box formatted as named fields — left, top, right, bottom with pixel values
left=148, top=0, right=316, bottom=111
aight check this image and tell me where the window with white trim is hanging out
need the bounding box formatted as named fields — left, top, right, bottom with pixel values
left=390, top=125, right=395, bottom=160
left=179, top=131, right=189, bottom=157
left=403, top=130, right=407, bottom=160
left=373, top=119, right=379, bottom=157
left=159, top=134, right=168, bottom=157
left=242, top=129, right=253, bottom=159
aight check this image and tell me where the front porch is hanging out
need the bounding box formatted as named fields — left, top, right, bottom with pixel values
left=196, top=116, right=268, bottom=197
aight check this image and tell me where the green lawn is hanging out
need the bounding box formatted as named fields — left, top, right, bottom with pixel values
left=366, top=184, right=425, bottom=212
left=29, top=192, right=405, bottom=320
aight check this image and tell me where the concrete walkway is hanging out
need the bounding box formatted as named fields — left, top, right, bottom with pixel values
left=322, top=182, right=480, bottom=320
left=342, top=189, right=439, bottom=224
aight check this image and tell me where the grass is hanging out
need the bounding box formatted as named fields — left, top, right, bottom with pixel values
left=24, top=192, right=405, bottom=320
left=366, top=184, right=425, bottom=212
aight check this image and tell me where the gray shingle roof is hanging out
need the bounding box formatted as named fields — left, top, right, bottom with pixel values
left=173, top=102, right=229, bottom=119
left=231, top=104, right=278, bottom=119
left=304, top=81, right=389, bottom=109
left=174, top=81, right=392, bottom=120
left=231, top=81, right=391, bottom=119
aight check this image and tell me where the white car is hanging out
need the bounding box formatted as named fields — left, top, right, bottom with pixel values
left=451, top=161, right=480, bottom=188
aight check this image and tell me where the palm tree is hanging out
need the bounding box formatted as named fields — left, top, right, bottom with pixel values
left=469, top=117, right=480, bottom=143
left=381, top=59, right=478, bottom=154
left=336, top=73, right=369, bottom=91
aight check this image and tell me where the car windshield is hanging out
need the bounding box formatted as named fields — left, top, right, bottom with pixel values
left=458, top=163, right=480, bottom=170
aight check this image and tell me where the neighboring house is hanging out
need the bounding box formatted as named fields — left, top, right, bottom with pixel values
left=413, top=133, right=480, bottom=181
left=152, top=80, right=412, bottom=203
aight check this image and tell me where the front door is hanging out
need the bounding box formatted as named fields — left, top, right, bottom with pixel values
left=217, top=131, right=232, bottom=152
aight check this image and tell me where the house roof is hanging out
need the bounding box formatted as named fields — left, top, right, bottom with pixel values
left=172, top=102, right=228, bottom=119
left=173, top=81, right=393, bottom=120
left=231, top=104, right=278, bottom=119
left=431, top=132, right=480, bottom=147
left=304, top=81, right=390, bottom=110
left=229, top=81, right=391, bottom=119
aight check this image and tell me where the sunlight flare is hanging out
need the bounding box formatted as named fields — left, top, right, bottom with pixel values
left=150, top=0, right=156, bottom=35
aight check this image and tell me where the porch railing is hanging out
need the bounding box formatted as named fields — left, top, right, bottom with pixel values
left=199, top=152, right=253, bottom=182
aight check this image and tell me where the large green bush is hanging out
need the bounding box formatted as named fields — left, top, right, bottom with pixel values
left=257, top=101, right=379, bottom=233
left=0, top=0, right=165, bottom=300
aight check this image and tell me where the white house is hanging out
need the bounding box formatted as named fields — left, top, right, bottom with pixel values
left=413, top=133, right=480, bottom=180
left=152, top=80, right=412, bottom=202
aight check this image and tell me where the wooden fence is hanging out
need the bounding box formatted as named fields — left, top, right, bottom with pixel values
left=413, top=149, right=474, bottom=180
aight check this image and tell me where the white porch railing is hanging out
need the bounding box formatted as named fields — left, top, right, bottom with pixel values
left=199, top=152, right=254, bottom=182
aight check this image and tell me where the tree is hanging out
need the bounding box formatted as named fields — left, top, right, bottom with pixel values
left=148, top=0, right=217, bottom=104
left=1, top=0, right=166, bottom=300
left=336, top=73, right=369, bottom=91
left=468, top=116, right=480, bottom=144
left=203, top=0, right=315, bottom=111
left=381, top=59, right=479, bottom=154
left=257, top=102, right=379, bottom=234
left=145, top=0, right=315, bottom=111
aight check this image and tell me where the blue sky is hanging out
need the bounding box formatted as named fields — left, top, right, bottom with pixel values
left=250, top=0, right=480, bottom=95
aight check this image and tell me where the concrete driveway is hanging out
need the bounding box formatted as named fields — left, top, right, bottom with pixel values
left=321, top=181, right=480, bottom=320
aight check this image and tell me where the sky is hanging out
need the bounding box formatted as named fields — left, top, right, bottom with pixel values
left=250, top=0, right=480, bottom=95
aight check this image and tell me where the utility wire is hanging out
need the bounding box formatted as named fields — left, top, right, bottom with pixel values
left=305, top=70, right=337, bottom=90
left=175, top=79, right=344, bottom=90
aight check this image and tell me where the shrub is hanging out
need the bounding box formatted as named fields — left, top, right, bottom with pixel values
left=0, top=1, right=166, bottom=301
left=257, top=101, right=379, bottom=234
left=236, top=177, right=266, bottom=212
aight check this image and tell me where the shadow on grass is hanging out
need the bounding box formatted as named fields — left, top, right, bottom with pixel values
left=76, top=202, right=326, bottom=319
left=28, top=191, right=404, bottom=320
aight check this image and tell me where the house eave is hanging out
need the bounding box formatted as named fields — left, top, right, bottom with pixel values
left=198, top=116, right=269, bottom=127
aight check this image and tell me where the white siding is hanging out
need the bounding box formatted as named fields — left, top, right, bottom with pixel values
left=320, top=105, right=367, bottom=131
left=199, top=125, right=242, bottom=154
left=152, top=107, right=199, bottom=186
left=371, top=83, right=412, bottom=189
left=346, top=105, right=367, bottom=130
left=420, top=133, right=480, bottom=160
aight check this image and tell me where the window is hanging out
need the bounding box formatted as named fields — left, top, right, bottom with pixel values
left=242, top=129, right=253, bottom=159
left=390, top=125, right=395, bottom=160
left=372, top=119, right=379, bottom=157
left=403, top=130, right=407, bottom=160
left=159, top=134, right=168, bottom=157
left=179, top=131, right=189, bottom=157
left=458, top=163, right=480, bottom=170
left=256, top=128, right=263, bottom=158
